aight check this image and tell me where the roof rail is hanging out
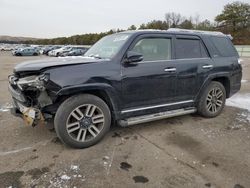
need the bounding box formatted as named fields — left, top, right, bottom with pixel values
left=167, top=28, right=225, bottom=36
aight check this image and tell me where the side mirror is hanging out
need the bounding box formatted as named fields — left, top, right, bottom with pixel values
left=125, top=51, right=143, bottom=63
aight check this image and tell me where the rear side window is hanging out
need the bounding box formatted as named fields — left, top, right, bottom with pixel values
left=175, top=38, right=208, bottom=59
left=131, top=38, right=172, bottom=61
left=210, top=36, right=237, bottom=57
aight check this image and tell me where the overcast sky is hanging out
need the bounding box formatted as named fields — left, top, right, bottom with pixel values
left=0, top=0, right=245, bottom=38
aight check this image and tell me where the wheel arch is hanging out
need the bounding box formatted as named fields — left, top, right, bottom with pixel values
left=54, top=84, right=121, bottom=120
left=196, top=73, right=231, bottom=102
left=211, top=77, right=230, bottom=98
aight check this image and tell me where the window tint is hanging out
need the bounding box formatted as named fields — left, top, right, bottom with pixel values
left=210, top=36, right=237, bottom=57
left=131, top=38, right=171, bottom=61
left=175, top=38, right=208, bottom=59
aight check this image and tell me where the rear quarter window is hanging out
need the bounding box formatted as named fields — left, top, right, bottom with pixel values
left=210, top=36, right=237, bottom=57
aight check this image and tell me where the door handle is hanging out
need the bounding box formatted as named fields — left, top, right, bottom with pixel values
left=164, top=68, right=176, bottom=72
left=202, top=65, right=213, bottom=69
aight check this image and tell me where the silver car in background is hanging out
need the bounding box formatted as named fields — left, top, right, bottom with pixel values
left=12, top=47, right=40, bottom=56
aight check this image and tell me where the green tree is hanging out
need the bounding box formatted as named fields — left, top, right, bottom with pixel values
left=139, top=20, right=168, bottom=30
left=196, top=19, right=214, bottom=31
left=215, top=1, right=250, bottom=32
left=128, top=25, right=137, bottom=30
left=179, top=19, right=193, bottom=29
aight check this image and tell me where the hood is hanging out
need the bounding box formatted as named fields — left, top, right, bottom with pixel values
left=14, top=57, right=105, bottom=73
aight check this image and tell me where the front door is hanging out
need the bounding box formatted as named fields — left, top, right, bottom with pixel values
left=121, top=34, right=177, bottom=116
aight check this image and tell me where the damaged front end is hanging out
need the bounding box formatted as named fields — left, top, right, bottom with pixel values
left=8, top=73, right=54, bottom=127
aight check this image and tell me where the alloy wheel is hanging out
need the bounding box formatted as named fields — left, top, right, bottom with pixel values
left=206, top=87, right=224, bottom=113
left=66, top=104, right=105, bottom=142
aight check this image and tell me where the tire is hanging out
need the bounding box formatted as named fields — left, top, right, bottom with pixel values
left=197, top=81, right=226, bottom=118
left=54, top=94, right=111, bottom=148
left=16, top=53, right=22, bottom=56
left=33, top=53, right=38, bottom=56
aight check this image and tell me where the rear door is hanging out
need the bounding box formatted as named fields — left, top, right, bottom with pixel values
left=173, top=35, right=214, bottom=102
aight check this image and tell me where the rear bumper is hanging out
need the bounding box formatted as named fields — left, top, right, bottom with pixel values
left=229, top=68, right=242, bottom=97
left=229, top=83, right=241, bottom=97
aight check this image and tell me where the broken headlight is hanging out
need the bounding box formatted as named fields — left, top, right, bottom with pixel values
left=17, top=74, right=49, bottom=91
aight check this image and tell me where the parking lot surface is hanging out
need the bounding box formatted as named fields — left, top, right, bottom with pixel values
left=0, top=51, right=250, bottom=188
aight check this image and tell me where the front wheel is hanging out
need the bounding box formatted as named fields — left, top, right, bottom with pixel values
left=197, top=81, right=226, bottom=118
left=54, top=94, right=111, bottom=148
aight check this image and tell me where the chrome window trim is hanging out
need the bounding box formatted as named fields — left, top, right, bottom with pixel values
left=121, top=100, right=194, bottom=114
left=137, top=57, right=211, bottom=64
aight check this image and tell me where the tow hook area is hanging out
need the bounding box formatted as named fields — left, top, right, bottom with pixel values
left=18, top=103, right=44, bottom=127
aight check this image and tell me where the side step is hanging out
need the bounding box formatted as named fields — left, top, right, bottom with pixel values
left=118, top=107, right=197, bottom=127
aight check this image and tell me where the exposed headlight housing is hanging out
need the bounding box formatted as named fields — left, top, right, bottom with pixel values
left=17, top=74, right=49, bottom=91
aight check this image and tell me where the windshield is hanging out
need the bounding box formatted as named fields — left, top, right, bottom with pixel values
left=84, top=33, right=131, bottom=59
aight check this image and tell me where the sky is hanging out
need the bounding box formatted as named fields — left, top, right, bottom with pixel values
left=0, top=0, right=247, bottom=38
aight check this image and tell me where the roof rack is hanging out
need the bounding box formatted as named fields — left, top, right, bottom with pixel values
left=167, top=28, right=225, bottom=36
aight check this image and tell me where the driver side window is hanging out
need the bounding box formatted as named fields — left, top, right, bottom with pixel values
left=131, top=38, right=172, bottom=62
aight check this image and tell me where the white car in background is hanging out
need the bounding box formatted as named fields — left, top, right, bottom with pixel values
left=48, top=46, right=73, bottom=57
left=0, top=44, right=14, bottom=51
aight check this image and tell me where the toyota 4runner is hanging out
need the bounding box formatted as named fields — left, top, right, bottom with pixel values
left=8, top=29, right=242, bottom=148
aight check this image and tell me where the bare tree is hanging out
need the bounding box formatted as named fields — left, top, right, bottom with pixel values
left=165, top=12, right=183, bottom=28
left=193, top=13, right=200, bottom=28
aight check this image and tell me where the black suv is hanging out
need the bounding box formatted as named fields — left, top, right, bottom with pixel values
left=8, top=29, right=242, bottom=148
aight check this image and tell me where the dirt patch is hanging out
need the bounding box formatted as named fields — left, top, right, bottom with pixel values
left=205, top=182, right=212, bottom=187
left=26, top=167, right=50, bottom=179
left=164, top=174, right=195, bottom=187
left=120, top=162, right=132, bottom=171
left=0, top=171, right=24, bottom=187
left=51, top=137, right=62, bottom=144
left=234, top=184, right=245, bottom=188
left=212, top=162, right=219, bottom=167
left=133, top=176, right=149, bottom=183
left=167, top=132, right=202, bottom=151
left=53, top=154, right=59, bottom=159
left=112, top=132, right=121, bottom=138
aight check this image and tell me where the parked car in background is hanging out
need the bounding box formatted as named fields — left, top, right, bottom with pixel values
left=1, top=44, right=14, bottom=51
left=61, top=47, right=88, bottom=56
left=42, top=46, right=62, bottom=55
left=12, top=47, right=40, bottom=56
left=48, top=46, right=73, bottom=57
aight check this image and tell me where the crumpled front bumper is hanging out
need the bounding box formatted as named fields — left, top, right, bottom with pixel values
left=10, top=101, right=44, bottom=127
left=8, top=83, right=44, bottom=127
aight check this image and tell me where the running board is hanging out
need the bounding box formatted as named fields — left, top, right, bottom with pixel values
left=118, top=107, right=196, bottom=127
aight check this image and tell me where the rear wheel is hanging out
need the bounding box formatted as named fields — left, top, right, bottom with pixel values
left=54, top=94, right=111, bottom=148
left=33, top=53, right=38, bottom=56
left=197, top=81, right=226, bottom=118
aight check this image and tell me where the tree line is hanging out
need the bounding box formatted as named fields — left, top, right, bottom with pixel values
left=30, top=1, right=250, bottom=45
